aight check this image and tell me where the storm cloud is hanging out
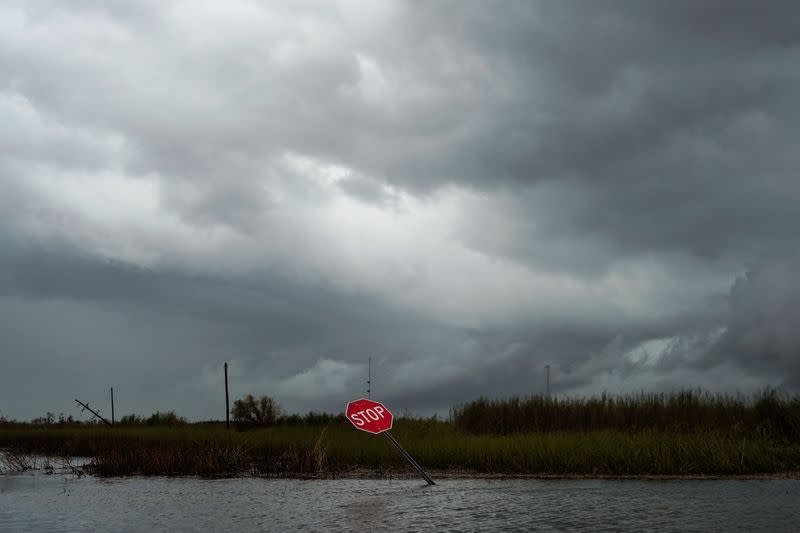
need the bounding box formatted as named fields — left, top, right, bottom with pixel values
left=2, top=1, right=799, bottom=420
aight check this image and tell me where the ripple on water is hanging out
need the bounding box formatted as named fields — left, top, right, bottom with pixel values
left=0, top=475, right=798, bottom=532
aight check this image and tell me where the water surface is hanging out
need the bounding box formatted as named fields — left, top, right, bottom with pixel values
left=1, top=473, right=798, bottom=532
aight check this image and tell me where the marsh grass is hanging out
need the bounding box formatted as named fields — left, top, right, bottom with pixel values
left=0, top=449, right=87, bottom=477
left=452, top=389, right=800, bottom=438
left=2, top=420, right=799, bottom=477
left=0, top=449, right=38, bottom=473
left=2, top=390, right=799, bottom=478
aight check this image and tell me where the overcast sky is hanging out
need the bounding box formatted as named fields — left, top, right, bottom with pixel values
left=2, top=1, right=800, bottom=421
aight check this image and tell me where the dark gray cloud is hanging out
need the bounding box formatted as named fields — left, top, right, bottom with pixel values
left=657, top=257, right=800, bottom=389
left=2, top=1, right=800, bottom=420
left=402, top=2, right=800, bottom=269
left=0, top=236, right=476, bottom=417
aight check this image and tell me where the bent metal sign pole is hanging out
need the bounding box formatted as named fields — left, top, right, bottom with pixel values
left=346, top=398, right=435, bottom=486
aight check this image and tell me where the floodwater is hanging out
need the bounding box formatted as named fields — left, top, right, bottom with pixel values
left=1, top=472, right=798, bottom=532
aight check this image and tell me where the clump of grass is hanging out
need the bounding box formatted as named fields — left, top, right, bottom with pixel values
left=88, top=440, right=251, bottom=476
left=754, top=390, right=800, bottom=439
left=311, top=425, right=330, bottom=474
left=0, top=449, right=38, bottom=473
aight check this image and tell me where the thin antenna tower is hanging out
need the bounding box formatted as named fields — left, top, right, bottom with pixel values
left=224, top=362, right=230, bottom=430
left=545, top=364, right=551, bottom=398
left=367, top=357, right=371, bottom=399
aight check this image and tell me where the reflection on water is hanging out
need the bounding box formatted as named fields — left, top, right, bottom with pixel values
left=0, top=473, right=798, bottom=532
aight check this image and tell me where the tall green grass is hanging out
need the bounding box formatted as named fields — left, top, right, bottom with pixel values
left=1, top=418, right=799, bottom=477
left=2, top=390, right=799, bottom=477
left=452, top=389, right=800, bottom=437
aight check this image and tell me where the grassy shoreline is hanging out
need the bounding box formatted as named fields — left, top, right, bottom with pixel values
left=3, top=390, right=797, bottom=478
left=4, top=453, right=799, bottom=481
left=2, top=420, right=799, bottom=478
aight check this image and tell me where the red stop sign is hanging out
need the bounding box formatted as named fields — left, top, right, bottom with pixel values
left=346, top=398, right=393, bottom=434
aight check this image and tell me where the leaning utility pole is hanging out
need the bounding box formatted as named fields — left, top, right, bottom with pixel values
left=75, top=398, right=113, bottom=427
left=110, top=387, right=115, bottom=426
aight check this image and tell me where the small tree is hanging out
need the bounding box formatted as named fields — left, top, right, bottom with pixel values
left=231, top=394, right=282, bottom=426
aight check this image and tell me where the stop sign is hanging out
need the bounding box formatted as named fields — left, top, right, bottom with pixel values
left=346, top=398, right=393, bottom=434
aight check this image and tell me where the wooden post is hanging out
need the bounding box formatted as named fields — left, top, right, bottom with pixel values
left=224, top=362, right=230, bottom=430
left=110, top=387, right=115, bottom=426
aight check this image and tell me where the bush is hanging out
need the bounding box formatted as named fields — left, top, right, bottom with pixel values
left=145, top=411, right=186, bottom=426
left=118, top=414, right=144, bottom=425
left=231, top=394, right=282, bottom=427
